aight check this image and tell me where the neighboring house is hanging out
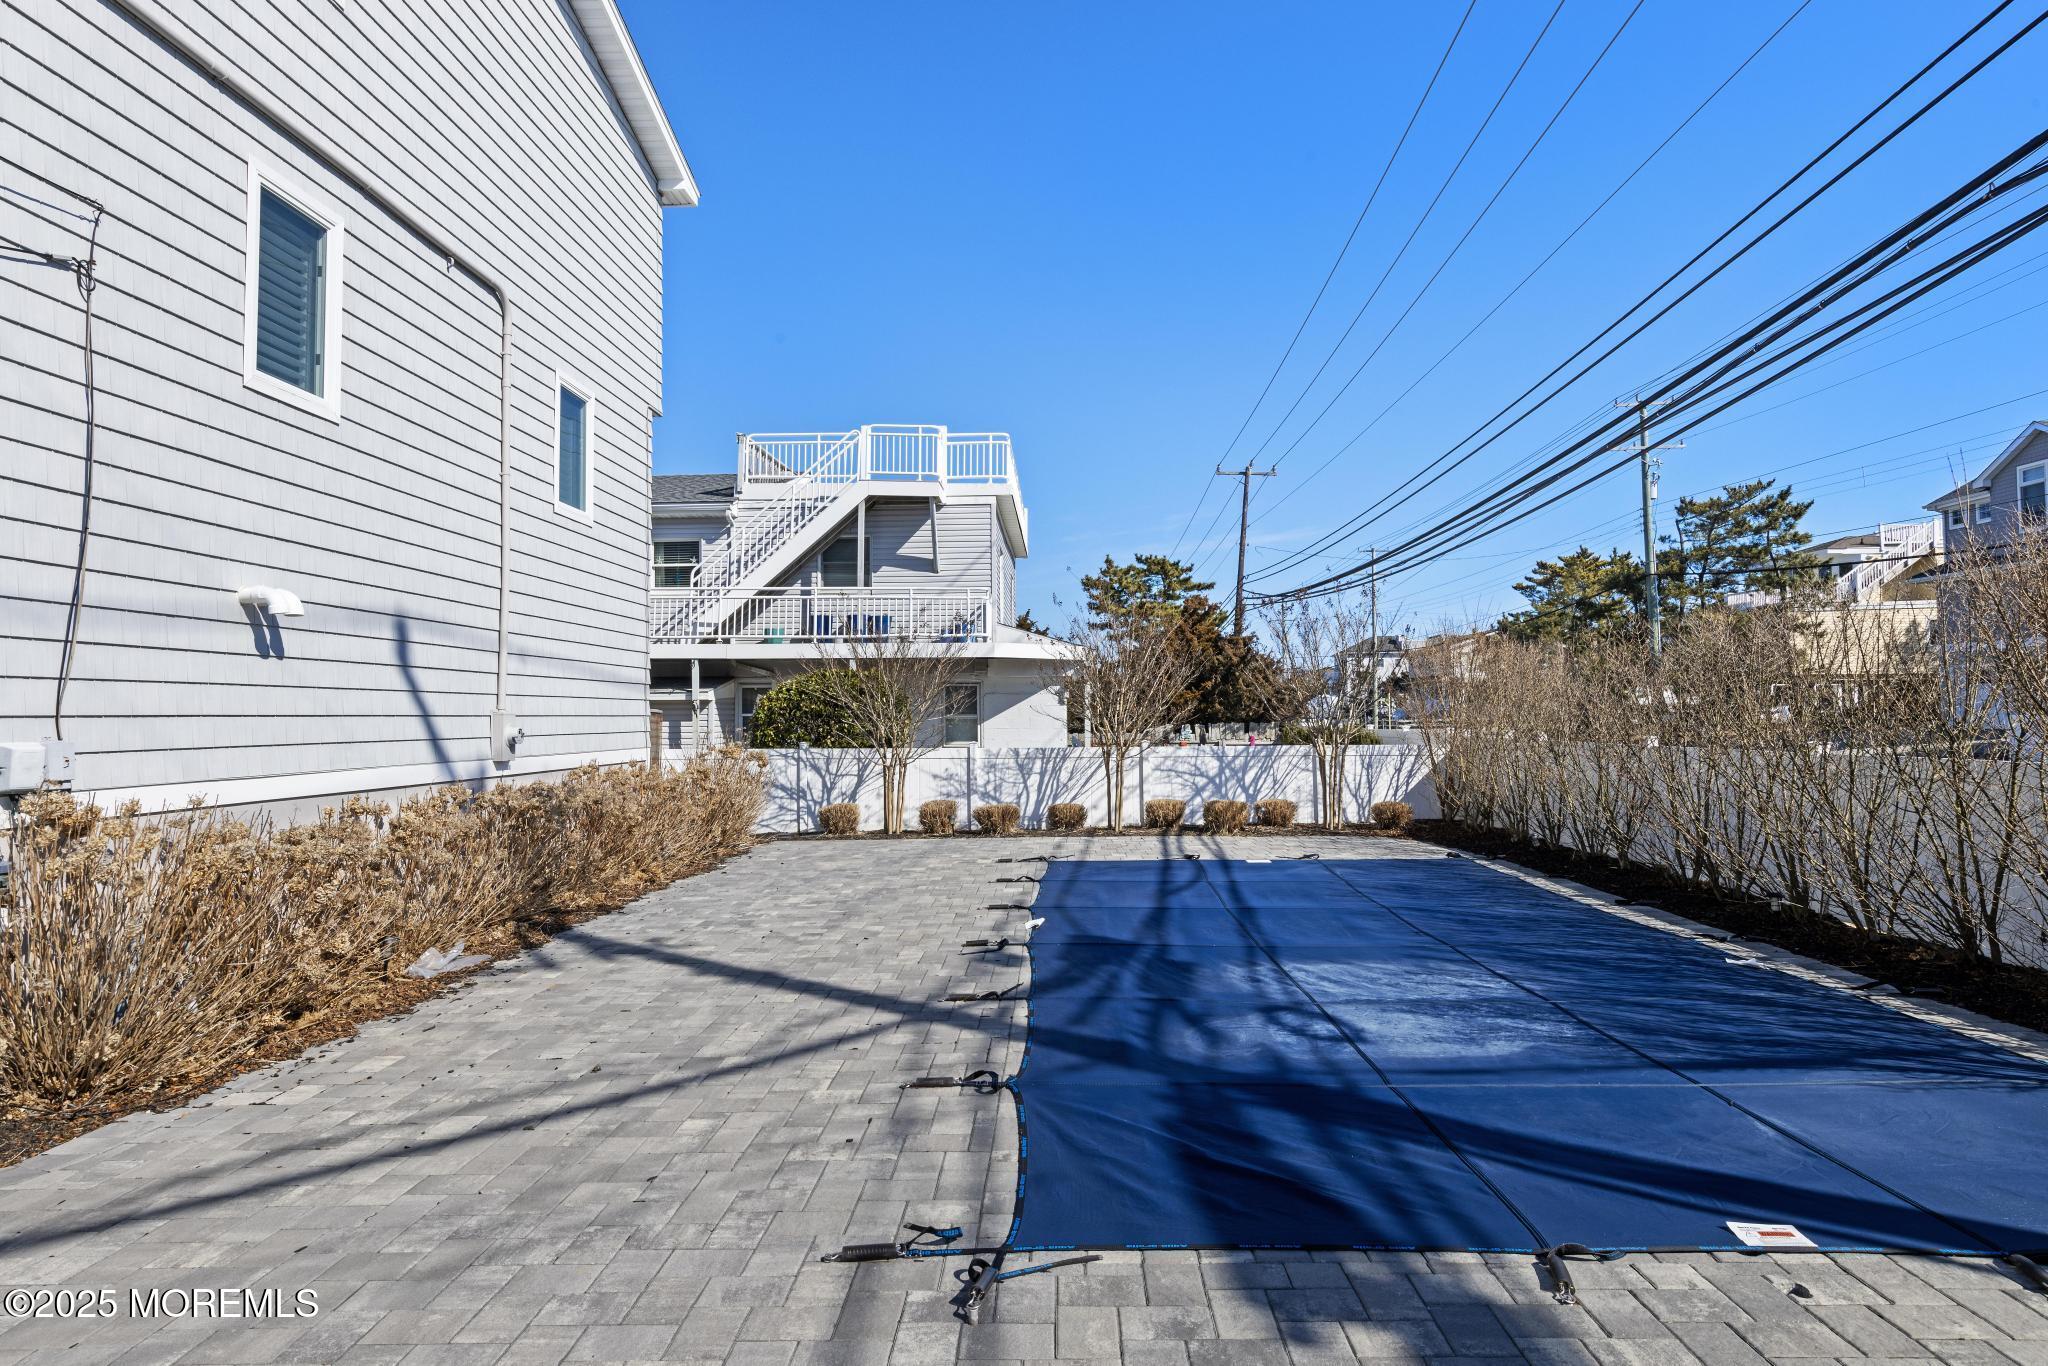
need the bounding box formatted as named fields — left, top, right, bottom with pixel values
left=1721, top=520, right=1943, bottom=684
left=648, top=425, right=1071, bottom=750
left=1925, top=421, right=2048, bottom=557
left=3, top=0, right=694, bottom=817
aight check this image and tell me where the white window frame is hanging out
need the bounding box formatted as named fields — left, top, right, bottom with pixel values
left=737, top=684, right=774, bottom=744
left=1945, top=508, right=1967, bottom=531
left=1975, top=503, right=1995, bottom=524
left=2020, top=460, right=2046, bottom=516
left=941, top=682, right=981, bottom=746
left=553, top=370, right=596, bottom=522
left=242, top=160, right=346, bottom=421
left=653, top=538, right=700, bottom=589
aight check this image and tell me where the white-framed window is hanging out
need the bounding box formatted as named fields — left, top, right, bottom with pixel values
left=242, top=162, right=345, bottom=419
left=554, top=373, right=595, bottom=518
left=941, top=683, right=980, bottom=745
left=1976, top=503, right=1994, bottom=524
left=654, top=539, right=699, bottom=588
left=2020, top=461, right=2045, bottom=517
left=738, top=684, right=774, bottom=744
left=1945, top=508, right=1966, bottom=531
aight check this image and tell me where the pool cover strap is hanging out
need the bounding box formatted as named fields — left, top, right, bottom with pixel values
left=902, top=1069, right=1005, bottom=1092
left=945, top=985, right=1023, bottom=1003
left=1538, top=1244, right=1621, bottom=1305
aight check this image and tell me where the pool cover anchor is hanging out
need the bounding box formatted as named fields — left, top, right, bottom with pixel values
left=1537, top=1244, right=1621, bottom=1305
left=901, top=1069, right=1006, bottom=1093
left=820, top=1222, right=968, bottom=1264
left=954, top=1251, right=1104, bottom=1324
left=2005, top=1252, right=2048, bottom=1293
left=945, top=984, right=1025, bottom=1003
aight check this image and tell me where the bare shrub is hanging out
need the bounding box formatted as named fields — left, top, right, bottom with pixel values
left=918, top=800, right=958, bottom=835
left=1060, top=616, right=1197, bottom=830
left=1202, top=800, right=1248, bottom=834
left=1255, top=799, right=1296, bottom=828
left=1257, top=594, right=1379, bottom=828
left=818, top=803, right=860, bottom=836
left=1046, top=803, right=1087, bottom=831
left=972, top=803, right=1021, bottom=835
left=0, top=751, right=765, bottom=1110
left=1144, top=799, right=1186, bottom=830
left=1370, top=800, right=1414, bottom=832
left=816, top=636, right=974, bottom=834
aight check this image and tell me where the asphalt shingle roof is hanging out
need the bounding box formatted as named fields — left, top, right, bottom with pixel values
left=652, top=473, right=735, bottom=504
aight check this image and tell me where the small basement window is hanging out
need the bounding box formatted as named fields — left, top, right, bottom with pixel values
left=243, top=166, right=344, bottom=416
left=556, top=378, right=593, bottom=516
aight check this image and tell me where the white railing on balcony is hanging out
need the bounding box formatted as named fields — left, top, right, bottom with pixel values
left=736, top=425, right=1014, bottom=494
left=651, top=587, right=991, bottom=646
left=1836, top=519, right=1939, bottom=603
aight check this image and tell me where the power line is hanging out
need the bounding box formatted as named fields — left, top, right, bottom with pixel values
left=1252, top=0, right=2032, bottom=587
left=1165, top=1, right=1478, bottom=559
left=1244, top=0, right=1816, bottom=534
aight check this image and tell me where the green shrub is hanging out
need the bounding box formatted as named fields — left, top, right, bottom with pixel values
left=973, top=803, right=1021, bottom=835
left=1255, top=799, right=1296, bottom=828
left=1144, top=799, right=1186, bottom=830
left=746, top=670, right=867, bottom=748
left=918, top=800, right=958, bottom=834
left=1203, top=800, right=1248, bottom=834
left=1370, top=800, right=1414, bottom=832
left=819, top=803, right=860, bottom=836
left=1046, top=803, right=1087, bottom=831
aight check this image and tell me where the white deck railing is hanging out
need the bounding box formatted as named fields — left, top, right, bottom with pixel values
left=651, top=587, right=991, bottom=646
left=737, top=426, right=1016, bottom=494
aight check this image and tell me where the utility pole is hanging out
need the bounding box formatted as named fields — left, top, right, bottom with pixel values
left=1217, top=464, right=1276, bottom=637
left=1611, top=398, right=1684, bottom=661
left=1367, top=547, right=1381, bottom=729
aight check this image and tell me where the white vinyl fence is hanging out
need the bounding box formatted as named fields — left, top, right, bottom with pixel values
left=726, top=744, right=1439, bottom=835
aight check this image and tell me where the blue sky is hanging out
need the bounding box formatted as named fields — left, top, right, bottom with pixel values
left=622, top=1, right=2048, bottom=633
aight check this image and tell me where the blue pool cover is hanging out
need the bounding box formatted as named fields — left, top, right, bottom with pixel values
left=1005, top=856, right=2048, bottom=1255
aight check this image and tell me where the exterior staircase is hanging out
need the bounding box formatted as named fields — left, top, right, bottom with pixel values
left=1835, top=519, right=1940, bottom=604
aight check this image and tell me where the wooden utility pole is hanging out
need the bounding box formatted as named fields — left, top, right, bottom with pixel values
left=1611, top=398, right=1685, bottom=660
left=1217, top=464, right=1276, bottom=636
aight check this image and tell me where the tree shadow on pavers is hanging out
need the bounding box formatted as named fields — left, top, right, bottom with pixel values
left=0, top=945, right=1011, bottom=1258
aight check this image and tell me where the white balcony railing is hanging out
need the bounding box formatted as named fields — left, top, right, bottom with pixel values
left=737, top=426, right=1015, bottom=494
left=651, top=587, right=991, bottom=647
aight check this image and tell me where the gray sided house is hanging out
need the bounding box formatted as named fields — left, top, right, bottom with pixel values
left=1925, top=420, right=2048, bottom=552
left=649, top=426, right=1072, bottom=751
left=3, top=0, right=694, bottom=816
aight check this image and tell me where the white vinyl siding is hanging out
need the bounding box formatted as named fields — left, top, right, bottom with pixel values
left=4, top=0, right=667, bottom=800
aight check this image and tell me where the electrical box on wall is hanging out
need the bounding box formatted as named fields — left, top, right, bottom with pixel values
left=490, top=710, right=523, bottom=764
left=0, top=741, right=77, bottom=793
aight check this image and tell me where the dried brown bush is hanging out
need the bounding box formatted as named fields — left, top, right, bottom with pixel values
left=818, top=803, right=861, bottom=836
left=1144, top=799, right=1186, bottom=830
left=918, top=800, right=959, bottom=835
left=1046, top=803, right=1087, bottom=831
left=1255, top=799, right=1297, bottom=828
left=1370, top=800, right=1414, bottom=832
left=1202, top=800, right=1248, bottom=834
left=972, top=803, right=1021, bottom=835
left=0, top=751, right=765, bottom=1112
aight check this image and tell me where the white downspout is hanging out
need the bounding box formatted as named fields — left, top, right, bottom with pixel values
left=112, top=0, right=522, bottom=768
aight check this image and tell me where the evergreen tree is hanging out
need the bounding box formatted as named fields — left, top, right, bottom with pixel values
left=1080, top=554, right=1215, bottom=625
left=1663, top=479, right=1819, bottom=611
left=1497, top=547, right=1642, bottom=642
left=1012, top=608, right=1046, bottom=635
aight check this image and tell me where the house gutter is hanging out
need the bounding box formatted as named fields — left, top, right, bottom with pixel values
left=111, top=0, right=522, bottom=761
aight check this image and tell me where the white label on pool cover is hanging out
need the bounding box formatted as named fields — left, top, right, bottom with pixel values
left=1727, top=1222, right=1816, bottom=1249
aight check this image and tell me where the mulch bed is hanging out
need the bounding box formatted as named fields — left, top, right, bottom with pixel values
left=1418, top=819, right=2048, bottom=1038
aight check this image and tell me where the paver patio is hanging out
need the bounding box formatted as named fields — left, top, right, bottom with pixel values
left=3, top=835, right=2046, bottom=1365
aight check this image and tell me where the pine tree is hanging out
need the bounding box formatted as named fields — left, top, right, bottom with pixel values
left=1498, top=547, right=1642, bottom=642
left=1080, top=554, right=1215, bottom=625
left=1663, top=479, right=1819, bottom=612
